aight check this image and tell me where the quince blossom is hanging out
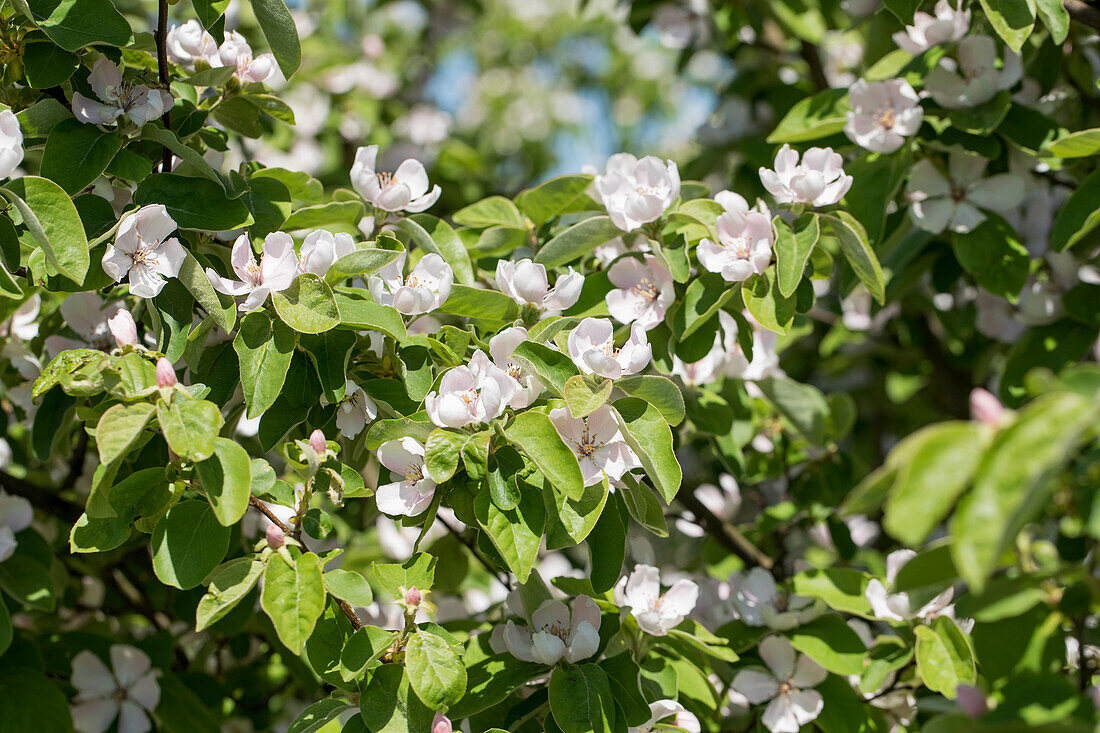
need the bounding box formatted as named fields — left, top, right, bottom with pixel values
left=697, top=195, right=774, bottom=283
left=206, top=232, right=299, bottom=312
left=166, top=20, right=220, bottom=67
left=43, top=293, right=129, bottom=356
left=0, top=110, right=23, bottom=179
left=760, top=145, right=852, bottom=208
left=298, top=229, right=356, bottom=277
left=567, top=317, right=652, bottom=379
left=495, top=258, right=583, bottom=315
left=590, top=153, right=681, bottom=232
left=629, top=700, right=701, bottom=733
left=925, top=36, right=1021, bottom=110
left=906, top=151, right=1025, bottom=234
left=0, top=490, right=32, bottom=562
left=218, top=31, right=279, bottom=84
left=614, top=564, right=699, bottom=636
left=102, top=205, right=185, bottom=299
left=671, top=311, right=748, bottom=387
left=605, top=254, right=674, bottom=330
left=73, top=58, right=172, bottom=127
left=488, top=326, right=542, bottom=409
left=731, top=636, right=827, bottom=733
left=492, top=596, right=601, bottom=666
left=893, top=0, right=970, bottom=54
left=375, top=437, right=436, bottom=517
left=844, top=78, right=924, bottom=154
left=70, top=645, right=160, bottom=733
left=334, top=379, right=378, bottom=437
left=548, top=405, right=640, bottom=487
left=730, top=567, right=821, bottom=630
left=369, top=251, right=453, bottom=316
left=107, top=309, right=138, bottom=348
left=866, top=550, right=955, bottom=621
left=351, top=145, right=441, bottom=213
left=425, top=350, right=515, bottom=428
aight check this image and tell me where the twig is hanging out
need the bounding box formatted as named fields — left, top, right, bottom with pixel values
left=676, top=488, right=775, bottom=571
left=437, top=514, right=512, bottom=591
left=1066, top=0, right=1100, bottom=31
left=155, top=0, right=173, bottom=172
left=799, top=40, right=829, bottom=91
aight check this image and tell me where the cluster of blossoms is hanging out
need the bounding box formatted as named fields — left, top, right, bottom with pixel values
left=167, top=19, right=278, bottom=84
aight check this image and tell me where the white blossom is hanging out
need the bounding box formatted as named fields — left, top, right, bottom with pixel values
left=43, top=292, right=128, bottom=356
left=732, top=636, right=827, bottom=733
left=893, top=0, right=969, bottom=53
left=375, top=437, right=435, bottom=517
left=867, top=550, right=955, bottom=621
left=218, top=31, right=278, bottom=84
left=567, top=317, right=652, bottom=379
left=102, top=205, right=185, bottom=299
left=614, top=564, right=699, bottom=636
left=334, top=379, right=378, bottom=438
left=494, top=258, right=583, bottom=315
left=425, top=350, right=515, bottom=429
left=369, top=251, right=453, bottom=316
left=72, top=58, right=172, bottom=127
left=671, top=310, right=745, bottom=387
left=0, top=109, right=24, bottom=179
left=906, top=151, right=1025, bottom=234
left=589, top=153, right=681, bottom=232
left=548, top=405, right=640, bottom=487
left=760, top=145, right=852, bottom=208
left=730, top=567, right=821, bottom=630
left=491, top=596, right=601, bottom=665
left=844, top=78, right=923, bottom=154
left=629, top=700, right=701, bottom=733
left=605, top=254, right=675, bottom=330
left=107, top=309, right=138, bottom=348
left=0, top=490, right=32, bottom=563
left=488, top=326, right=542, bottom=409
left=206, top=232, right=299, bottom=311
left=697, top=198, right=774, bottom=282
left=0, top=293, right=40, bottom=342
left=70, top=645, right=160, bottom=733
left=676, top=474, right=741, bottom=537
left=166, top=20, right=220, bottom=68
left=925, top=35, right=1022, bottom=110
left=298, top=229, right=356, bottom=277
left=351, top=145, right=441, bottom=213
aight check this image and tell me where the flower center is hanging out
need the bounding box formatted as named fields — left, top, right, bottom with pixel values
left=460, top=387, right=480, bottom=408
left=506, top=362, right=523, bottom=380
left=404, top=461, right=424, bottom=484
left=244, top=259, right=263, bottom=286
left=873, top=103, right=897, bottom=129
left=598, top=337, right=619, bottom=358
left=377, top=171, right=395, bottom=188
left=630, top=277, right=659, bottom=302
left=573, top=424, right=604, bottom=460
left=950, top=186, right=968, bottom=202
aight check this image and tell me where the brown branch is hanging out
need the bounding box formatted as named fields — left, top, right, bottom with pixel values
left=676, top=488, right=774, bottom=571
left=155, top=0, right=173, bottom=172
left=799, top=41, right=829, bottom=91
left=1066, top=0, right=1100, bottom=31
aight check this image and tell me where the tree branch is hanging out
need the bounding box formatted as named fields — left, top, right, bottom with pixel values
left=155, top=0, right=173, bottom=172
left=0, top=469, right=81, bottom=523
left=1066, top=0, right=1100, bottom=31
left=437, top=514, right=512, bottom=591
left=676, top=488, right=775, bottom=571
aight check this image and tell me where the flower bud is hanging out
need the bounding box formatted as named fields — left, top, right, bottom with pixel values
left=405, top=586, right=422, bottom=607
left=969, top=388, right=1004, bottom=426
left=431, top=712, right=452, bottom=733
left=155, top=357, right=178, bottom=387
left=309, top=429, right=327, bottom=455
left=956, top=684, right=988, bottom=719
left=108, top=309, right=138, bottom=347
left=266, top=524, right=285, bottom=550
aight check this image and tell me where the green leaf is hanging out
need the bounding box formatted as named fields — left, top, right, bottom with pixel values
left=262, top=552, right=326, bottom=653
left=19, top=0, right=133, bottom=50
left=334, top=289, right=406, bottom=340
left=1, top=176, right=88, bottom=284
left=743, top=267, right=796, bottom=335
left=789, top=615, right=867, bottom=675
left=196, top=437, right=252, bottom=526
left=140, top=123, right=230, bottom=192
left=951, top=214, right=1029, bottom=299
left=844, top=149, right=912, bottom=247
left=883, top=422, right=986, bottom=546
left=549, top=664, right=615, bottom=733
left=95, top=402, right=155, bottom=466
left=324, top=248, right=402, bottom=284
left=453, top=196, right=525, bottom=228
left=545, top=478, right=609, bottom=549
left=612, top=397, right=682, bottom=503
left=178, top=251, right=235, bottom=331
left=438, top=283, right=519, bottom=321
left=1052, top=167, right=1100, bottom=251
left=671, top=272, right=739, bottom=340
left=822, top=211, right=885, bottom=304
left=767, top=88, right=850, bottom=143
left=915, top=616, right=976, bottom=697
left=39, top=119, right=122, bottom=195
left=0, top=554, right=56, bottom=611
left=287, top=700, right=353, bottom=733
left=564, top=374, right=612, bottom=418
left=775, top=214, right=820, bottom=298
left=234, top=311, right=296, bottom=418
left=21, top=40, right=77, bottom=88
left=515, top=174, right=594, bottom=226
left=272, top=273, right=340, bottom=334
left=425, top=428, right=466, bottom=483
left=0, top=596, right=10, bottom=656
left=980, top=0, right=1036, bottom=52
left=252, top=0, right=301, bottom=77
left=324, top=568, right=373, bottom=606
left=450, top=649, right=545, bottom=718
left=616, top=375, right=685, bottom=426
left=505, top=410, right=585, bottom=501
left=883, top=0, right=921, bottom=22
left=340, top=626, right=397, bottom=682
left=395, top=215, right=474, bottom=285
left=133, top=173, right=253, bottom=231
left=790, top=568, right=872, bottom=617
left=586, top=492, right=626, bottom=593
left=371, top=553, right=436, bottom=599
left=196, top=556, right=264, bottom=631
left=358, top=664, right=434, bottom=733
left=951, top=391, right=1096, bottom=590
left=598, top=653, right=652, bottom=727
left=474, top=483, right=544, bottom=583
left=157, top=397, right=224, bottom=462
left=151, top=500, right=231, bottom=590
left=1041, top=127, right=1100, bottom=158
left=280, top=201, right=363, bottom=230
left=300, top=330, right=355, bottom=404
left=405, top=631, right=468, bottom=710
left=617, top=473, right=668, bottom=537
left=510, top=340, right=580, bottom=397
left=756, top=376, right=830, bottom=445
left=0, top=671, right=74, bottom=733
left=14, top=98, right=71, bottom=138
left=534, top=216, right=622, bottom=269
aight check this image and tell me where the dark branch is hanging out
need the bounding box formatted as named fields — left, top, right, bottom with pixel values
left=1066, top=0, right=1100, bottom=31
left=155, top=0, right=173, bottom=172
left=676, top=488, right=774, bottom=571
left=437, top=514, right=512, bottom=591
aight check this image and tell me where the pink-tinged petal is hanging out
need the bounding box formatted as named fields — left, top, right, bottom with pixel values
left=622, top=564, right=661, bottom=610
left=127, top=265, right=166, bottom=299
left=260, top=232, right=298, bottom=287
left=532, top=599, right=570, bottom=633
left=731, top=668, right=780, bottom=705
left=772, top=144, right=800, bottom=183
left=101, top=245, right=133, bottom=283
left=662, top=579, right=699, bottom=617
left=117, top=701, right=152, bottom=733
left=758, top=635, right=797, bottom=679
left=127, top=673, right=160, bottom=711
left=230, top=234, right=255, bottom=282
left=375, top=479, right=434, bottom=517
left=607, top=255, right=647, bottom=289
left=789, top=689, right=824, bottom=725
left=791, top=654, right=827, bottom=688
left=759, top=167, right=790, bottom=201
left=866, top=578, right=902, bottom=621
left=503, top=621, right=536, bottom=662
left=565, top=621, right=600, bottom=662
left=239, top=286, right=272, bottom=312
left=911, top=198, right=955, bottom=234
left=761, top=696, right=802, bottom=733
left=967, top=174, right=1025, bottom=211
left=571, top=595, right=601, bottom=632
left=375, top=182, right=413, bottom=212
left=948, top=201, right=985, bottom=233
left=107, top=309, right=137, bottom=347
left=134, top=204, right=177, bottom=243
left=151, top=238, right=185, bottom=279
left=529, top=631, right=567, bottom=665
left=714, top=190, right=749, bottom=215
left=581, top=350, right=621, bottom=379
left=377, top=437, right=423, bottom=474
left=72, top=650, right=115, bottom=697
left=907, top=159, right=952, bottom=200
left=405, top=184, right=442, bottom=213
left=71, top=699, right=120, bottom=733
left=110, top=645, right=152, bottom=687
left=605, top=288, right=642, bottom=326
left=88, top=58, right=123, bottom=102
left=544, top=269, right=584, bottom=311
left=351, top=146, right=379, bottom=193
left=205, top=268, right=251, bottom=296
left=393, top=158, right=430, bottom=199
left=72, top=93, right=120, bottom=125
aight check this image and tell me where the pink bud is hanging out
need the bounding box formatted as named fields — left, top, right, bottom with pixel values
left=266, top=524, right=285, bottom=549
left=956, top=684, right=988, bottom=719
left=431, top=712, right=452, bottom=733
left=155, top=357, right=177, bottom=387
left=969, top=388, right=1004, bottom=426
left=309, top=429, right=327, bottom=455
left=108, top=309, right=138, bottom=347
left=405, top=586, right=422, bottom=607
